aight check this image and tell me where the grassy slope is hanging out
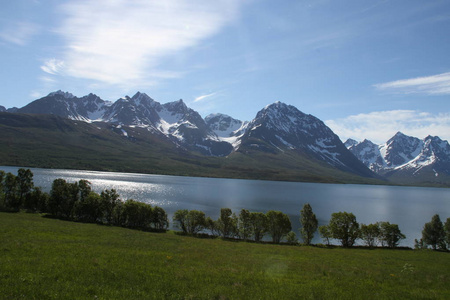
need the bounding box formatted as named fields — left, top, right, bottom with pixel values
left=1, top=212, right=449, bottom=299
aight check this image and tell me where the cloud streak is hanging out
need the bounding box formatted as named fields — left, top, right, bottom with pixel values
left=374, top=72, right=450, bottom=95
left=0, top=21, right=40, bottom=45
left=49, top=0, right=242, bottom=88
left=326, top=110, right=450, bottom=144
left=194, top=92, right=217, bottom=103
left=41, top=59, right=65, bottom=75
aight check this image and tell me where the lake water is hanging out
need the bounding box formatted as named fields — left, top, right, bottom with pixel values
left=2, top=166, right=449, bottom=247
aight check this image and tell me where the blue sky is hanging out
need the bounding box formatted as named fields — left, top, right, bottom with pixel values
left=1, top=0, right=450, bottom=144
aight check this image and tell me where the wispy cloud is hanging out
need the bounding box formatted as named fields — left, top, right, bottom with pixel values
left=326, top=110, right=450, bottom=144
left=374, top=72, right=450, bottom=95
left=49, top=0, right=242, bottom=88
left=29, top=91, right=44, bottom=99
left=41, top=59, right=65, bottom=75
left=0, top=21, right=40, bottom=45
left=194, top=92, right=217, bottom=103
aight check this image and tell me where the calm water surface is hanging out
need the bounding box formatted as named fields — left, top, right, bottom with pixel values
left=2, top=166, right=449, bottom=247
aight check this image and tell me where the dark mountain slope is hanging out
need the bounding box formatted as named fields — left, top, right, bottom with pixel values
left=0, top=113, right=384, bottom=184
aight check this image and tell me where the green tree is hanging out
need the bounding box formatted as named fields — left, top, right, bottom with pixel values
left=205, top=216, right=220, bottom=237
left=77, top=179, right=92, bottom=202
left=318, top=225, right=332, bottom=246
left=24, top=187, right=48, bottom=212
left=185, top=210, right=207, bottom=235
left=300, top=203, right=318, bottom=245
left=100, top=189, right=121, bottom=224
left=73, top=192, right=102, bottom=223
left=360, top=223, right=381, bottom=247
left=238, top=209, right=252, bottom=241
left=0, top=170, right=5, bottom=208
left=445, top=218, right=450, bottom=249
left=151, top=206, right=169, bottom=231
left=379, top=222, right=405, bottom=248
left=249, top=212, right=268, bottom=242
left=121, top=199, right=152, bottom=230
left=173, top=209, right=189, bottom=234
left=111, top=200, right=124, bottom=226
left=328, top=212, right=359, bottom=247
left=286, top=231, right=298, bottom=245
left=217, top=208, right=238, bottom=238
left=414, top=238, right=426, bottom=250
left=0, top=170, right=5, bottom=191
left=16, top=168, right=34, bottom=207
left=422, top=214, right=446, bottom=250
left=48, top=179, right=78, bottom=218
left=4, top=172, right=19, bottom=211
left=266, top=210, right=292, bottom=244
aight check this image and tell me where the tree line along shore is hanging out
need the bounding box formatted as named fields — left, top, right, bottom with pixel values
left=1, top=168, right=449, bottom=250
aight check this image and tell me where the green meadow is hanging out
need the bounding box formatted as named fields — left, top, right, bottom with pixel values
left=1, top=212, right=449, bottom=299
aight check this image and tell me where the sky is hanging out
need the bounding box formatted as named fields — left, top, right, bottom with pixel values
left=1, top=0, right=450, bottom=144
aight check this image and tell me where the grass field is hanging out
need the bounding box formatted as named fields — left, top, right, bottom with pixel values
left=1, top=212, right=449, bottom=299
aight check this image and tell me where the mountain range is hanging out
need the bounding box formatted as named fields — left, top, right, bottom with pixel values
left=345, top=132, right=450, bottom=185
left=1, top=90, right=449, bottom=186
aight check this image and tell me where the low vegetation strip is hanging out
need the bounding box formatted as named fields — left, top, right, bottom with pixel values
left=1, top=212, right=449, bottom=299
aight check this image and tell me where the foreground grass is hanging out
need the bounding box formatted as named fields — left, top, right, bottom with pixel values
left=1, top=213, right=449, bottom=299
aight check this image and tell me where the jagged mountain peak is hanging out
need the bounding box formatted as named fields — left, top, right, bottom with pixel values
left=131, top=91, right=154, bottom=103
left=422, top=135, right=450, bottom=157
left=262, top=101, right=300, bottom=115
left=80, top=93, right=103, bottom=102
left=205, top=112, right=232, bottom=121
left=163, top=99, right=187, bottom=112
left=394, top=131, right=406, bottom=137
left=344, top=138, right=358, bottom=148
left=205, top=113, right=243, bottom=125
left=252, top=101, right=319, bottom=135
left=386, top=131, right=412, bottom=145
left=347, top=139, right=385, bottom=173
left=348, top=132, right=450, bottom=183
left=264, top=100, right=283, bottom=108
left=383, top=132, right=422, bottom=168
left=48, top=90, right=75, bottom=99
left=205, top=113, right=249, bottom=146
left=240, top=101, right=375, bottom=177
left=424, top=135, right=445, bottom=143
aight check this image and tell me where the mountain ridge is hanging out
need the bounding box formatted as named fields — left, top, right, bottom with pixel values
left=2, top=90, right=449, bottom=186
left=346, top=132, right=450, bottom=185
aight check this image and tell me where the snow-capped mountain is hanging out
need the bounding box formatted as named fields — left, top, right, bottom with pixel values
left=0, top=105, right=5, bottom=112
left=3, top=90, right=450, bottom=184
left=400, top=135, right=450, bottom=174
left=4, top=91, right=378, bottom=177
left=382, top=132, right=424, bottom=168
left=19, top=90, right=111, bottom=121
left=346, top=132, right=450, bottom=180
left=17, top=91, right=232, bottom=156
left=344, top=138, right=358, bottom=148
left=205, top=113, right=249, bottom=147
left=102, top=92, right=160, bottom=127
left=238, top=101, right=375, bottom=177
left=346, top=139, right=385, bottom=172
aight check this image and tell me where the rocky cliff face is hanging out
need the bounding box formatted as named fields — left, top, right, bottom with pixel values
left=346, top=132, right=450, bottom=180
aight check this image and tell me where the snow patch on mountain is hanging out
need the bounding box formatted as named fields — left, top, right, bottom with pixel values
left=205, top=113, right=249, bottom=148
left=347, top=133, right=450, bottom=176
